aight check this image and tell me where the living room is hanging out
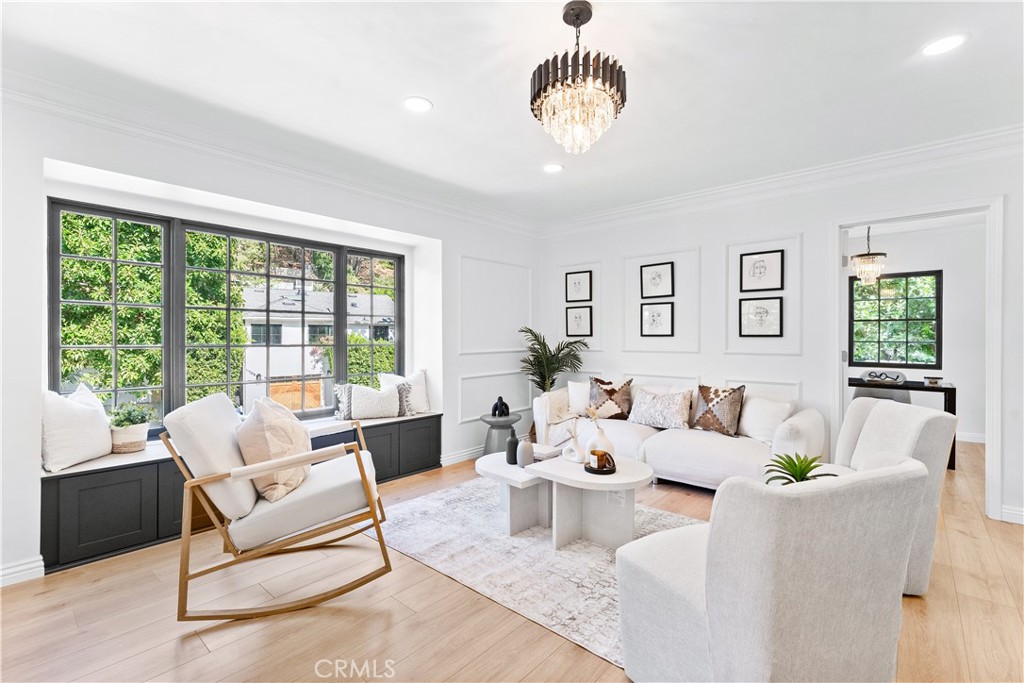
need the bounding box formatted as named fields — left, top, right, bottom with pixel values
left=1, top=2, right=1022, bottom=682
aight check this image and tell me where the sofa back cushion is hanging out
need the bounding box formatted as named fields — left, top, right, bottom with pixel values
left=737, top=395, right=794, bottom=446
left=163, top=393, right=257, bottom=520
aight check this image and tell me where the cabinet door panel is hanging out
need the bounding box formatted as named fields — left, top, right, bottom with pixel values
left=400, top=419, right=440, bottom=475
left=362, top=424, right=400, bottom=481
left=58, top=465, right=158, bottom=564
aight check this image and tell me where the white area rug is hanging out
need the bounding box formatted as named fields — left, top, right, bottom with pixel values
left=371, top=477, right=704, bottom=666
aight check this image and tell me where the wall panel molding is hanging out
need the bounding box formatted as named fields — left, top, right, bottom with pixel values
left=458, top=255, right=532, bottom=356
left=457, top=370, right=532, bottom=424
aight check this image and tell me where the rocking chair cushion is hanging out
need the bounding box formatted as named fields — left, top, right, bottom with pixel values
left=163, top=393, right=258, bottom=520
left=228, top=450, right=379, bottom=551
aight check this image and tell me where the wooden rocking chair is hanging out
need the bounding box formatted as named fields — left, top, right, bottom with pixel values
left=161, top=393, right=391, bottom=621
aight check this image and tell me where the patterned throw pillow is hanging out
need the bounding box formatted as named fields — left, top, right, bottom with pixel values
left=395, top=382, right=414, bottom=416
left=590, top=377, right=633, bottom=420
left=628, top=388, right=692, bottom=430
left=694, top=385, right=746, bottom=437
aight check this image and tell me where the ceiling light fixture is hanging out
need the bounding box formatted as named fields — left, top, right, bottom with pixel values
left=403, top=96, right=433, bottom=113
left=921, top=34, right=967, bottom=56
left=850, top=226, right=887, bottom=285
left=530, top=1, right=626, bottom=154
left=543, top=163, right=565, bottom=173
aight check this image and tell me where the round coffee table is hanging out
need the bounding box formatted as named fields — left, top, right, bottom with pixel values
left=525, top=457, right=654, bottom=550
left=480, top=412, right=521, bottom=455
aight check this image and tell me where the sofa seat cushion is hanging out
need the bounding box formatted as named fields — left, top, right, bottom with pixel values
left=814, top=463, right=855, bottom=478
left=575, top=419, right=660, bottom=461
left=641, top=428, right=770, bottom=489
left=228, top=451, right=378, bottom=551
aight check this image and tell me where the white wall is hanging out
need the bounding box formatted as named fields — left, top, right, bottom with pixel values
left=0, top=101, right=537, bottom=583
left=535, top=154, right=1023, bottom=523
left=844, top=222, right=987, bottom=439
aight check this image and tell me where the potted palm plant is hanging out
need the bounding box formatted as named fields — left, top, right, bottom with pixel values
left=109, top=404, right=154, bottom=454
left=518, top=326, right=588, bottom=441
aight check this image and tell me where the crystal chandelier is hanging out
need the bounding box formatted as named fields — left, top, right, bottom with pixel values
left=851, top=226, right=888, bottom=285
left=530, top=1, right=626, bottom=154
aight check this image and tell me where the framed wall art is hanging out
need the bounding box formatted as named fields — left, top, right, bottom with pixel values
left=740, top=249, right=784, bottom=292
left=566, top=306, right=593, bottom=337
left=739, top=296, right=783, bottom=337
left=640, top=261, right=674, bottom=299
left=640, top=302, right=674, bottom=337
left=565, top=270, right=593, bottom=302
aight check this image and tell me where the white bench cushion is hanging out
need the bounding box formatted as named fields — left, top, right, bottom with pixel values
left=163, top=393, right=257, bottom=520
left=228, top=451, right=378, bottom=551
left=641, top=428, right=770, bottom=489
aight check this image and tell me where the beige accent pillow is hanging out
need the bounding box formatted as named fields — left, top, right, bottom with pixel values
left=694, top=385, right=745, bottom=437
left=236, top=397, right=311, bottom=503
left=628, top=388, right=692, bottom=430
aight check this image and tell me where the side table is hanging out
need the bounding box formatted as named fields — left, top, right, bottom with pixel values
left=475, top=452, right=551, bottom=535
left=480, top=412, right=522, bottom=456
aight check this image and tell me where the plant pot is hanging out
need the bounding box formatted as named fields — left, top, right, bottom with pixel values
left=111, top=423, right=149, bottom=454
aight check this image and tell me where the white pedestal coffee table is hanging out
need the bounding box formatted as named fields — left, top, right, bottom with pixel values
left=526, top=457, right=654, bottom=550
left=475, top=452, right=551, bottom=535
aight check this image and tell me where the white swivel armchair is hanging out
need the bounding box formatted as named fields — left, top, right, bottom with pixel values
left=828, top=397, right=957, bottom=595
left=161, top=393, right=391, bottom=621
left=617, top=460, right=929, bottom=682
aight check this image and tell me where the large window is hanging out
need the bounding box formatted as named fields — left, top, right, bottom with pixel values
left=49, top=200, right=403, bottom=424
left=849, top=270, right=942, bottom=368
left=52, top=207, right=167, bottom=424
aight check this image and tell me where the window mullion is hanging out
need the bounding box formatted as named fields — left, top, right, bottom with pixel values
left=167, top=218, right=186, bottom=413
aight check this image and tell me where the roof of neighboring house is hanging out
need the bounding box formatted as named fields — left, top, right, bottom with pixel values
left=240, top=286, right=395, bottom=321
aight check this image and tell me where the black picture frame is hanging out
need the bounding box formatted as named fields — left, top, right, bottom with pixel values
left=739, top=297, right=783, bottom=337
left=739, top=249, right=785, bottom=292
left=640, top=302, right=674, bottom=337
left=565, top=270, right=593, bottom=302
left=565, top=306, right=593, bottom=337
left=640, top=261, right=674, bottom=299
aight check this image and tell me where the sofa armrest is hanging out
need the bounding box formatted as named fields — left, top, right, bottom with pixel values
left=770, top=408, right=827, bottom=462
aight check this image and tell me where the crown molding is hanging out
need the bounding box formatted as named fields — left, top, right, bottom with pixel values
left=541, top=124, right=1024, bottom=237
left=1, top=76, right=541, bottom=239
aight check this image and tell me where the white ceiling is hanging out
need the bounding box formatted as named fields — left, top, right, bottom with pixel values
left=3, top=2, right=1022, bottom=227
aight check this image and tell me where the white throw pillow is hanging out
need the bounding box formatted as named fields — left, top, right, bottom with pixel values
left=236, top=397, right=311, bottom=503
left=334, top=384, right=401, bottom=420
left=41, top=385, right=113, bottom=472
left=628, top=388, right=692, bottom=430
left=545, top=388, right=571, bottom=424
left=737, top=396, right=795, bottom=446
left=379, top=370, right=429, bottom=413
left=567, top=381, right=591, bottom=416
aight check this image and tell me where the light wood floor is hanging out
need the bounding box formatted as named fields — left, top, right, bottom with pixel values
left=2, top=443, right=1020, bottom=682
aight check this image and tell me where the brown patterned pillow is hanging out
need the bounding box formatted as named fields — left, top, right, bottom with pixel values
left=590, top=377, right=633, bottom=420
left=694, top=385, right=745, bottom=437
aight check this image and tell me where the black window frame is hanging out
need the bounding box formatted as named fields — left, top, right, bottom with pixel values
left=344, top=250, right=403, bottom=389
left=47, top=198, right=405, bottom=427
left=307, top=324, right=334, bottom=344
left=250, top=323, right=283, bottom=346
left=848, top=269, right=943, bottom=370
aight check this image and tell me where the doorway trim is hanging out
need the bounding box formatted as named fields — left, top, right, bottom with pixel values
left=828, top=196, right=1004, bottom=520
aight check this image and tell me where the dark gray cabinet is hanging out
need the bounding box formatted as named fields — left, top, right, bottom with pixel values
left=42, top=413, right=442, bottom=571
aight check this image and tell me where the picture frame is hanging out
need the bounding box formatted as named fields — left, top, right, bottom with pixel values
left=565, top=306, right=593, bottom=337
left=640, top=302, right=674, bottom=337
left=565, top=270, right=593, bottom=302
left=739, top=296, right=783, bottom=337
left=640, top=261, right=674, bottom=299
left=740, top=249, right=785, bottom=292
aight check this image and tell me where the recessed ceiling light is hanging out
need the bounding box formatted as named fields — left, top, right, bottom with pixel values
left=403, top=96, right=433, bottom=113
left=543, top=163, right=565, bottom=174
left=921, top=34, right=967, bottom=57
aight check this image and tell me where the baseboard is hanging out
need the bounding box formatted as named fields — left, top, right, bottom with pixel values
left=441, top=446, right=483, bottom=467
left=1, top=555, right=45, bottom=586
left=956, top=431, right=985, bottom=444
left=1001, top=506, right=1024, bottom=525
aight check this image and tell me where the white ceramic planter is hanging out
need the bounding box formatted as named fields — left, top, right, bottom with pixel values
left=110, top=422, right=149, bottom=453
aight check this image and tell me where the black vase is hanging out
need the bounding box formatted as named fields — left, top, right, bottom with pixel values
left=505, top=426, right=518, bottom=465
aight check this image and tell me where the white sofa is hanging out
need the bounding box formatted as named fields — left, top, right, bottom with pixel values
left=532, top=381, right=826, bottom=490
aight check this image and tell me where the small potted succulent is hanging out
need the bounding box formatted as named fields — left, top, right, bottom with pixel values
left=764, top=453, right=837, bottom=486
left=109, top=404, right=154, bottom=454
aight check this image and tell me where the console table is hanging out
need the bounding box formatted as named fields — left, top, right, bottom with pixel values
left=847, top=378, right=957, bottom=469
